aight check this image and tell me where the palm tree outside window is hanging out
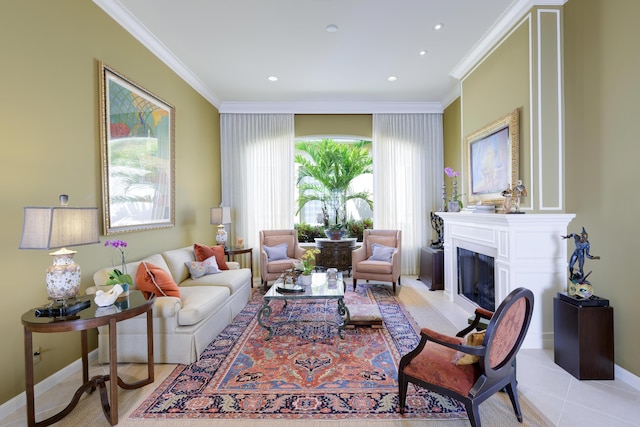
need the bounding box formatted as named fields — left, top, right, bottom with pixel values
left=294, top=138, right=373, bottom=229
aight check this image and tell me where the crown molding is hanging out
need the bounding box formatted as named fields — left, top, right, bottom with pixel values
left=219, top=101, right=443, bottom=114
left=93, top=0, right=441, bottom=113
left=93, top=0, right=222, bottom=107
left=94, top=0, right=565, bottom=114
left=440, top=84, right=461, bottom=110
left=450, top=0, right=568, bottom=80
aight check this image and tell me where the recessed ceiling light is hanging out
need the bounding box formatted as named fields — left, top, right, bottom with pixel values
left=434, top=23, right=444, bottom=30
left=419, top=50, right=428, bottom=56
left=326, top=24, right=338, bottom=33
left=267, top=76, right=278, bottom=82
left=387, top=76, right=398, bottom=82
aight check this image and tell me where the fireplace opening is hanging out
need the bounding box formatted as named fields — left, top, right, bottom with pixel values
left=457, top=247, right=495, bottom=312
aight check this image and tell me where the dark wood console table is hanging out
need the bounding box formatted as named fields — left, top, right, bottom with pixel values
left=553, top=296, right=614, bottom=380
left=314, top=238, right=357, bottom=276
left=418, top=246, right=444, bottom=290
left=22, top=291, right=154, bottom=426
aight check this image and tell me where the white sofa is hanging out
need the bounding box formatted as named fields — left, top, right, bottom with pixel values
left=92, top=245, right=252, bottom=364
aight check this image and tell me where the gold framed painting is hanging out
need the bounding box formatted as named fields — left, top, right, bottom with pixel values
left=466, top=108, right=519, bottom=206
left=98, top=61, right=175, bottom=234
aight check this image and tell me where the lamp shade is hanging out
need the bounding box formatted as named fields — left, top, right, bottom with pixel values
left=19, top=206, right=100, bottom=250
left=210, top=206, right=231, bottom=225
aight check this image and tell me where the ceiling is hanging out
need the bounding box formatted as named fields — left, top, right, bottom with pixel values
left=95, top=0, right=538, bottom=113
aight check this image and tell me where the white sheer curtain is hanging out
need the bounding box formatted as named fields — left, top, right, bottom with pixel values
left=372, top=114, right=443, bottom=275
left=221, top=114, right=295, bottom=274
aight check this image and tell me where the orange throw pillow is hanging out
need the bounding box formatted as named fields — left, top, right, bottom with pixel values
left=193, top=243, right=228, bottom=270
left=136, top=261, right=181, bottom=300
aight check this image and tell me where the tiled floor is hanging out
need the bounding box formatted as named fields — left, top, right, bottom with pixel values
left=418, top=280, right=640, bottom=427
left=2, top=276, right=638, bottom=426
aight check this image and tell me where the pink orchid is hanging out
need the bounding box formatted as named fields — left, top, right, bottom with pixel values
left=444, top=167, right=460, bottom=177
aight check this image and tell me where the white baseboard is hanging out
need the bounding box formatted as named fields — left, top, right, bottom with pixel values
left=0, top=349, right=98, bottom=421
left=616, top=364, right=640, bottom=391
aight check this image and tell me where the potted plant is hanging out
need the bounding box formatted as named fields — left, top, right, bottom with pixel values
left=102, top=240, right=133, bottom=294
left=295, top=248, right=320, bottom=285
left=444, top=167, right=464, bottom=212
left=325, top=222, right=346, bottom=240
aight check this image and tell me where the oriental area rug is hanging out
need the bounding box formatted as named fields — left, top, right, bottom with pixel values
left=131, top=283, right=467, bottom=421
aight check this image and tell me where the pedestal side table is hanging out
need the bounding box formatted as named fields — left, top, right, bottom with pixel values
left=419, top=246, right=444, bottom=290
left=22, top=291, right=154, bottom=426
left=553, top=296, right=614, bottom=380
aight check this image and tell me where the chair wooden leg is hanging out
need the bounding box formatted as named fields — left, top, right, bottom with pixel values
left=392, top=281, right=396, bottom=294
left=397, top=372, right=407, bottom=414
left=505, top=379, right=523, bottom=422
left=353, top=279, right=358, bottom=291
left=465, top=402, right=480, bottom=427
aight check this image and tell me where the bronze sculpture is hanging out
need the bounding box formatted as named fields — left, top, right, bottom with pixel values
left=562, top=227, right=600, bottom=298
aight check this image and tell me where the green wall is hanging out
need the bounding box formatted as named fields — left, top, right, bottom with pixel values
left=460, top=19, right=531, bottom=208
left=295, top=114, right=372, bottom=138
left=444, top=0, right=640, bottom=377
left=564, top=0, right=640, bottom=377
left=0, top=1, right=221, bottom=403
left=443, top=98, right=462, bottom=203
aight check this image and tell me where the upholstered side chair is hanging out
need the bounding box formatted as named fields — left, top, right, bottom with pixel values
left=352, top=229, right=401, bottom=294
left=259, top=229, right=305, bottom=290
left=398, top=287, right=534, bottom=427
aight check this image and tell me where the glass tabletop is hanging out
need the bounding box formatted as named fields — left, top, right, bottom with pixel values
left=265, top=272, right=344, bottom=300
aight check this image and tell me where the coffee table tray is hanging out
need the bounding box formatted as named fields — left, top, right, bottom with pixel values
left=275, top=285, right=305, bottom=294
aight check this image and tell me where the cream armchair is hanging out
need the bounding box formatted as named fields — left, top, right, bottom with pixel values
left=259, top=229, right=306, bottom=289
left=352, top=229, right=401, bottom=294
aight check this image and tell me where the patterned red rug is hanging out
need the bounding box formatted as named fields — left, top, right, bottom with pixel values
left=131, top=284, right=467, bottom=420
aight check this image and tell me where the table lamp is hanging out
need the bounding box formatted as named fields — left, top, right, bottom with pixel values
left=210, top=206, right=231, bottom=248
left=19, top=195, right=100, bottom=306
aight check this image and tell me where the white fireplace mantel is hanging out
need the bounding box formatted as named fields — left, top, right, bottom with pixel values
left=436, top=212, right=575, bottom=349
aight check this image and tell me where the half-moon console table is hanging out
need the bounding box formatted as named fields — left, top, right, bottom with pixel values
left=21, top=291, right=154, bottom=426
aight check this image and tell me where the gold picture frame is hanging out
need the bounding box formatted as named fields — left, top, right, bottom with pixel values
left=98, top=61, right=175, bottom=234
left=466, top=108, right=519, bottom=206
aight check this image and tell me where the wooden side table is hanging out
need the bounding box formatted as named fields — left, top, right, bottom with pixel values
left=225, top=247, right=253, bottom=286
left=553, top=295, right=614, bottom=380
left=418, top=246, right=444, bottom=290
left=21, top=291, right=154, bottom=426
left=314, top=238, right=357, bottom=276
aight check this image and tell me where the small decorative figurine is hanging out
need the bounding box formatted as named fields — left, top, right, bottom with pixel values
left=512, top=179, right=527, bottom=213
left=94, top=284, right=124, bottom=307
left=562, top=227, right=600, bottom=298
left=501, top=186, right=513, bottom=213
left=429, top=212, right=444, bottom=250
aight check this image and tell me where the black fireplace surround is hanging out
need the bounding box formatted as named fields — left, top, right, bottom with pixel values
left=457, top=247, right=495, bottom=312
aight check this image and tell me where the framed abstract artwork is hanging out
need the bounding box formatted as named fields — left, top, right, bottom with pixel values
left=466, top=108, right=519, bottom=206
left=98, top=61, right=175, bottom=234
